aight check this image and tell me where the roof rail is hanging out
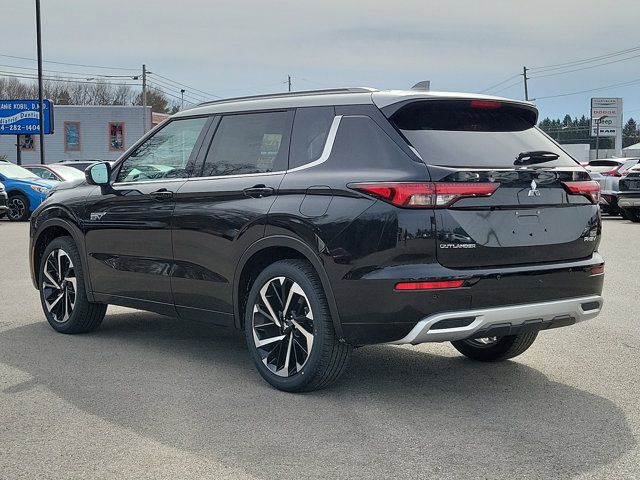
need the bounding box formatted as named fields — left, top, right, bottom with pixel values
left=196, top=87, right=377, bottom=107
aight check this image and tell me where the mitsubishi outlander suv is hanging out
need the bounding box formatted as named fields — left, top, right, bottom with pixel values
left=29, top=88, right=604, bottom=392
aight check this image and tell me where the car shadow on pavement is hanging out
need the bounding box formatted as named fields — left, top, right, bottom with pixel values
left=1, top=311, right=635, bottom=480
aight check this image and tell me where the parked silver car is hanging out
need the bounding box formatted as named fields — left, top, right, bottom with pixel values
left=587, top=158, right=640, bottom=215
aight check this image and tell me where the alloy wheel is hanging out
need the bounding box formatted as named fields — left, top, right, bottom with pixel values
left=42, top=248, right=77, bottom=323
left=8, top=197, right=26, bottom=220
left=251, top=276, right=314, bottom=377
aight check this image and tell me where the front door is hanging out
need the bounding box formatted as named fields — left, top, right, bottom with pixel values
left=171, top=110, right=293, bottom=324
left=84, top=116, right=211, bottom=314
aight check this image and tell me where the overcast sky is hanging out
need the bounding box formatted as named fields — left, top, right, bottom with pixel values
left=3, top=0, right=640, bottom=120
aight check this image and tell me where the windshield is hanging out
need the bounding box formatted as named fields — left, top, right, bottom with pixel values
left=0, top=163, right=41, bottom=180
left=50, top=165, right=86, bottom=180
left=388, top=100, right=578, bottom=169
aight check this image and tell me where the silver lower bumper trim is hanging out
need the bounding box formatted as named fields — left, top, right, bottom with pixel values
left=390, top=295, right=603, bottom=345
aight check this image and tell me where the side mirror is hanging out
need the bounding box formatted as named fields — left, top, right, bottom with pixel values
left=85, top=162, right=116, bottom=195
left=85, top=162, right=111, bottom=186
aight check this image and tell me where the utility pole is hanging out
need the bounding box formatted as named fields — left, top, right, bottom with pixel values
left=180, top=89, right=185, bottom=110
left=522, top=66, right=529, bottom=101
left=288, top=75, right=292, bottom=92
left=142, top=64, right=147, bottom=133
left=35, top=0, right=45, bottom=164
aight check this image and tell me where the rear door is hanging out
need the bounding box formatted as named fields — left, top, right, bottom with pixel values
left=170, top=110, right=293, bottom=324
left=383, top=99, right=601, bottom=268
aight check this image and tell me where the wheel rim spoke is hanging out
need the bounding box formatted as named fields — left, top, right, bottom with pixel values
left=42, top=248, right=76, bottom=323
left=252, top=276, right=314, bottom=377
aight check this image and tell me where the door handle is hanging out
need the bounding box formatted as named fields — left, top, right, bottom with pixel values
left=149, top=188, right=174, bottom=200
left=243, top=184, right=275, bottom=198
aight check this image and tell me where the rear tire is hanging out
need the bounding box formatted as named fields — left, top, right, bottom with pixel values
left=244, top=259, right=352, bottom=392
left=7, top=193, right=29, bottom=221
left=39, top=236, right=107, bottom=334
left=451, top=332, right=538, bottom=362
left=621, top=208, right=640, bottom=222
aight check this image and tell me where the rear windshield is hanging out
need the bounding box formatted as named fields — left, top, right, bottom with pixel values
left=388, top=100, right=578, bottom=168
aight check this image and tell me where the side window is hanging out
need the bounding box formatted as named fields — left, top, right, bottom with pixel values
left=201, top=111, right=291, bottom=177
left=289, top=106, right=335, bottom=169
left=116, top=117, right=209, bottom=183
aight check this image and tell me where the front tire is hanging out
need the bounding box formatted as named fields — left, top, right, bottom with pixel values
left=244, top=259, right=352, bottom=392
left=39, top=236, right=107, bottom=334
left=7, top=193, right=29, bottom=221
left=451, top=332, right=538, bottom=362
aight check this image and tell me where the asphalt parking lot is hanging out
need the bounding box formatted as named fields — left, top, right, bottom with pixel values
left=1, top=217, right=638, bottom=480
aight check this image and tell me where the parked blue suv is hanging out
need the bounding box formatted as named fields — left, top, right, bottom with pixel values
left=0, top=162, right=56, bottom=221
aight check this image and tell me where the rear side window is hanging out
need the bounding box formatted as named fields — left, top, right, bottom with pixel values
left=388, top=100, right=578, bottom=168
left=289, top=106, right=335, bottom=169
left=201, top=111, right=292, bottom=177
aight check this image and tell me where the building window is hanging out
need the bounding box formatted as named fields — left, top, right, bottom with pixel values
left=64, top=122, right=81, bottom=151
left=109, top=122, right=125, bottom=151
left=20, top=134, right=35, bottom=150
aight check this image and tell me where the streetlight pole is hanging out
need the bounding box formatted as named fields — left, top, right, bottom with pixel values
left=35, top=0, right=45, bottom=164
left=180, top=89, right=185, bottom=110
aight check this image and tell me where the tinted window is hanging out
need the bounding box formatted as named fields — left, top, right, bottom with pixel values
left=289, top=106, right=335, bottom=169
left=117, top=117, right=208, bottom=183
left=201, top=111, right=291, bottom=177
left=389, top=100, right=578, bottom=168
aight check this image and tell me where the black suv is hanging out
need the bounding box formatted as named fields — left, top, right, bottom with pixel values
left=29, top=88, right=604, bottom=392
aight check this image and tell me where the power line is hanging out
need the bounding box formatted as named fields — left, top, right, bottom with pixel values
left=146, top=78, right=207, bottom=103
left=148, top=71, right=221, bottom=99
left=480, top=74, right=521, bottom=93
left=0, top=63, right=139, bottom=80
left=0, top=53, right=138, bottom=71
left=146, top=76, right=206, bottom=99
left=489, top=79, right=523, bottom=95
left=529, top=45, right=640, bottom=72
left=0, top=71, right=139, bottom=86
left=535, top=77, right=640, bottom=100
left=530, top=52, right=640, bottom=79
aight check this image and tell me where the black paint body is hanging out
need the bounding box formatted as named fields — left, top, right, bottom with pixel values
left=30, top=98, right=604, bottom=344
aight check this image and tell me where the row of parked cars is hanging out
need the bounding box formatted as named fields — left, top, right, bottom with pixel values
left=586, top=157, right=640, bottom=222
left=0, top=159, right=98, bottom=221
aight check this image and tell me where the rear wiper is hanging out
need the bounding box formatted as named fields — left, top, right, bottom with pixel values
left=514, top=151, right=559, bottom=166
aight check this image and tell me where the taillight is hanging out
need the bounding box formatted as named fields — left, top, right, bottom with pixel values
left=470, top=100, right=502, bottom=109
left=395, top=280, right=465, bottom=290
left=351, top=182, right=499, bottom=208
left=603, top=168, right=622, bottom=177
left=562, top=180, right=600, bottom=204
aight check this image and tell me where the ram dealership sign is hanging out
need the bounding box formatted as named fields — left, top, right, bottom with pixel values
left=591, top=97, right=622, bottom=138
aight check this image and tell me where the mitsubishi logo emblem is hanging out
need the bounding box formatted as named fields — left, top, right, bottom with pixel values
left=528, top=179, right=541, bottom=197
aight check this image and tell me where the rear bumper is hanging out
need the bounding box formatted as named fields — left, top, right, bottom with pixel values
left=389, top=295, right=603, bottom=344
left=618, top=193, right=640, bottom=209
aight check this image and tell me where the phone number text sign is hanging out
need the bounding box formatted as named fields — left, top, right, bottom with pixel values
left=0, top=100, right=54, bottom=135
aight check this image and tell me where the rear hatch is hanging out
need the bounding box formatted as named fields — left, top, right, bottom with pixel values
left=382, top=98, right=600, bottom=268
left=620, top=169, right=640, bottom=192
